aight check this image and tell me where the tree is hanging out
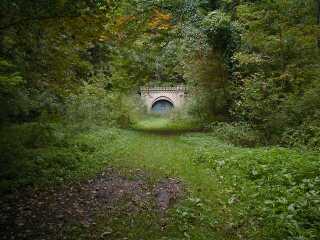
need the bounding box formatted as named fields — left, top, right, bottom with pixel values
left=232, top=0, right=320, bottom=143
left=317, top=0, right=320, bottom=47
left=0, top=0, right=120, bottom=123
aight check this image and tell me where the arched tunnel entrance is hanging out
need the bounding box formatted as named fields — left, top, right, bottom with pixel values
left=140, top=86, right=186, bottom=113
left=151, top=99, right=174, bottom=114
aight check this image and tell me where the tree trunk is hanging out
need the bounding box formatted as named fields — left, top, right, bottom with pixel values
left=317, top=0, right=320, bottom=48
left=231, top=0, right=240, bottom=20
left=279, top=26, right=286, bottom=72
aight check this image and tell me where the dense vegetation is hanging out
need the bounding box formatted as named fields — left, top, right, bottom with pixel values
left=1, top=0, right=320, bottom=147
left=1, top=1, right=320, bottom=240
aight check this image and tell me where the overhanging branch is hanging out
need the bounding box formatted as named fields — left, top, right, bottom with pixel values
left=0, top=14, right=86, bottom=31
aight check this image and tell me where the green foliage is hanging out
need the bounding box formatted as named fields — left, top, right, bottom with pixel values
left=0, top=58, right=27, bottom=122
left=1, top=1, right=320, bottom=238
left=178, top=8, right=239, bottom=124
left=1, top=116, right=320, bottom=239
left=0, top=0, right=118, bottom=125
left=0, top=58, right=23, bottom=89
left=133, top=115, right=200, bottom=133
left=65, top=84, right=129, bottom=129
left=205, top=121, right=262, bottom=147
left=0, top=123, right=122, bottom=192
left=231, top=0, right=320, bottom=148
left=0, top=122, right=68, bottom=191
left=201, top=9, right=238, bottom=53
left=64, top=72, right=145, bottom=130
left=281, top=124, right=320, bottom=151
left=191, top=139, right=320, bottom=239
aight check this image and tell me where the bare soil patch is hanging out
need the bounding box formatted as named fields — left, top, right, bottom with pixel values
left=0, top=168, right=183, bottom=240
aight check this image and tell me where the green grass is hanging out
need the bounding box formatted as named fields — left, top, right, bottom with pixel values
left=133, top=116, right=201, bottom=133
left=74, top=118, right=320, bottom=239
left=1, top=118, right=320, bottom=239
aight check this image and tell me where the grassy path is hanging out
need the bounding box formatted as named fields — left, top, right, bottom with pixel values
left=2, top=118, right=319, bottom=239
left=94, top=118, right=319, bottom=240
left=99, top=118, right=230, bottom=239
left=114, top=120, right=224, bottom=204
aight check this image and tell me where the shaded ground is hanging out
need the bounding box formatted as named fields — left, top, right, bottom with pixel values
left=133, top=117, right=202, bottom=135
left=0, top=168, right=183, bottom=240
left=1, top=117, right=319, bottom=239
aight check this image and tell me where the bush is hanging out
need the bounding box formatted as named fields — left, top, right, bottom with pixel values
left=281, top=124, right=320, bottom=151
left=205, top=122, right=263, bottom=147
left=0, top=122, right=72, bottom=192
left=64, top=83, right=140, bottom=130
left=0, top=122, right=122, bottom=193
left=191, top=144, right=320, bottom=239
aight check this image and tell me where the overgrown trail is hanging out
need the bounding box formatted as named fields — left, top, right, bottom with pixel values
left=2, top=118, right=319, bottom=240
left=97, top=118, right=320, bottom=240
left=118, top=119, right=223, bottom=203
left=98, top=118, right=231, bottom=238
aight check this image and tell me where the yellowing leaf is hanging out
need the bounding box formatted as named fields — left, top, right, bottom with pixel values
left=148, top=9, right=173, bottom=31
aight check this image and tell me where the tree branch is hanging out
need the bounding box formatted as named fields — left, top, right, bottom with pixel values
left=0, top=14, right=84, bottom=31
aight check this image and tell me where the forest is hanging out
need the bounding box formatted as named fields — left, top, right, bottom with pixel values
left=1, top=0, right=320, bottom=239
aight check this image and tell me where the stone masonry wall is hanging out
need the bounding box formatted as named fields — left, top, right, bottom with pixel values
left=140, top=86, right=186, bottom=111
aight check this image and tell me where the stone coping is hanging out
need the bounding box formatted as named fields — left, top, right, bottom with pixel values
left=140, top=86, right=186, bottom=92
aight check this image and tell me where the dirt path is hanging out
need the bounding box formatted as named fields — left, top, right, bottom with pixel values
left=1, top=168, right=183, bottom=240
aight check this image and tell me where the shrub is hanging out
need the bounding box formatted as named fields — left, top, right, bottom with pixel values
left=205, top=122, right=263, bottom=147
left=281, top=124, right=320, bottom=151
left=191, top=140, right=320, bottom=239
left=0, top=122, right=72, bottom=192
left=64, top=83, right=140, bottom=130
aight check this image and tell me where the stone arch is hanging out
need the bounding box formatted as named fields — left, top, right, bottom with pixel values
left=140, top=85, right=187, bottom=112
left=151, top=97, right=174, bottom=113
left=151, top=96, right=175, bottom=107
